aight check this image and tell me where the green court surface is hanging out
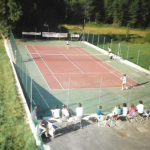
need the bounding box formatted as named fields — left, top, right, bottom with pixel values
left=15, top=39, right=150, bottom=117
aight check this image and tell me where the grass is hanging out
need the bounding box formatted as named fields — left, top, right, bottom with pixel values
left=0, top=39, right=37, bottom=150
left=63, top=23, right=150, bottom=70
left=63, top=23, right=147, bottom=37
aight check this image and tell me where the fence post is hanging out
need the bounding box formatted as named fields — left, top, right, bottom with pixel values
left=103, top=37, right=105, bottom=49
left=127, top=77, right=133, bottom=108
left=67, top=78, right=70, bottom=109
left=30, top=78, right=32, bottom=111
left=92, top=33, right=94, bottom=44
left=97, top=35, right=100, bottom=46
left=87, top=32, right=89, bottom=42
left=35, top=27, right=37, bottom=40
left=98, top=78, right=103, bottom=107
left=137, top=50, right=140, bottom=65
left=111, top=39, right=112, bottom=49
left=126, top=46, right=129, bottom=60
left=149, top=65, right=150, bottom=78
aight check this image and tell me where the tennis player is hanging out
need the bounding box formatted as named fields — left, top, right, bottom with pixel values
left=120, top=74, right=128, bottom=90
left=66, top=40, right=69, bottom=49
left=108, top=47, right=111, bottom=58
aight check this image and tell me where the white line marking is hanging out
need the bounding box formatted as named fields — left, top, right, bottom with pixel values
left=53, top=72, right=111, bottom=74
left=49, top=86, right=144, bottom=91
left=30, top=53, right=105, bottom=56
left=25, top=45, right=51, bottom=91
left=32, top=46, right=64, bottom=90
left=33, top=82, right=50, bottom=108
left=60, top=52, right=84, bottom=73
left=75, top=47, right=141, bottom=87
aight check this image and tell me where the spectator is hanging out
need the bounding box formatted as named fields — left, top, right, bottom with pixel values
left=128, top=103, right=137, bottom=116
left=76, top=103, right=83, bottom=117
left=112, top=104, right=122, bottom=115
left=97, top=106, right=104, bottom=116
left=61, top=104, right=72, bottom=117
left=51, top=104, right=61, bottom=119
left=32, top=106, right=38, bottom=120
left=121, top=103, right=128, bottom=116
left=136, top=100, right=144, bottom=116
left=38, top=120, right=49, bottom=137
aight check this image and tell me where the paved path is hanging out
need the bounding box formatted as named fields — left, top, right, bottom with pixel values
left=43, top=117, right=150, bottom=150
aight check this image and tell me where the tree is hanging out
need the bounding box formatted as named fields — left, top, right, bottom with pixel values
left=0, top=0, right=22, bottom=39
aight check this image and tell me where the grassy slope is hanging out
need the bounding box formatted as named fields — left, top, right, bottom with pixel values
left=0, top=39, right=37, bottom=150
left=63, top=24, right=150, bottom=70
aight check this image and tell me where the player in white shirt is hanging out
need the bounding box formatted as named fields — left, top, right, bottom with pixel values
left=66, top=40, right=69, bottom=49
left=120, top=74, right=128, bottom=90
left=76, top=103, right=83, bottom=117
left=108, top=47, right=111, bottom=58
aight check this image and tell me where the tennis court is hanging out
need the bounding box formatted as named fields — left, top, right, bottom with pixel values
left=25, top=45, right=140, bottom=90
left=13, top=39, right=150, bottom=117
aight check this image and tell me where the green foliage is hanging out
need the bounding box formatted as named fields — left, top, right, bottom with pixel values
left=0, top=0, right=22, bottom=38
left=0, top=40, right=37, bottom=150
left=144, top=32, right=150, bottom=43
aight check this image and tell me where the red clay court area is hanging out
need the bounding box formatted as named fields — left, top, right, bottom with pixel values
left=26, top=46, right=140, bottom=90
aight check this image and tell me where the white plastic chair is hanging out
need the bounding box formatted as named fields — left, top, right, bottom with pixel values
left=108, top=114, right=118, bottom=127
left=126, top=112, right=139, bottom=124
left=60, top=116, right=69, bottom=128
left=139, top=110, right=150, bottom=124
left=97, top=115, right=107, bottom=127
left=72, top=116, right=83, bottom=129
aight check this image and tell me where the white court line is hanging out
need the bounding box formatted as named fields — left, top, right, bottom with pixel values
left=75, top=47, right=143, bottom=87
left=32, top=46, right=64, bottom=90
left=50, top=85, right=144, bottom=91
left=53, top=72, right=111, bottom=74
left=25, top=45, right=51, bottom=91
left=60, top=52, right=84, bottom=73
left=30, top=53, right=105, bottom=56
left=33, top=82, right=50, bottom=108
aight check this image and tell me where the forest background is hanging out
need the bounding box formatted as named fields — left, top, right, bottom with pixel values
left=1, top=0, right=150, bottom=38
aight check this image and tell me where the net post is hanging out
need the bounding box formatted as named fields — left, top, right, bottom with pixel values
left=127, top=77, right=133, bottom=108
left=103, top=37, right=105, bottom=49
left=92, top=33, right=94, bottom=44
left=67, top=78, right=70, bottom=109
left=98, top=78, right=103, bottom=107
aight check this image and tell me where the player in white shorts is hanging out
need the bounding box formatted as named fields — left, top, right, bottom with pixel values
left=120, top=74, right=128, bottom=90
left=108, top=47, right=111, bottom=59
left=66, top=40, right=69, bottom=49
